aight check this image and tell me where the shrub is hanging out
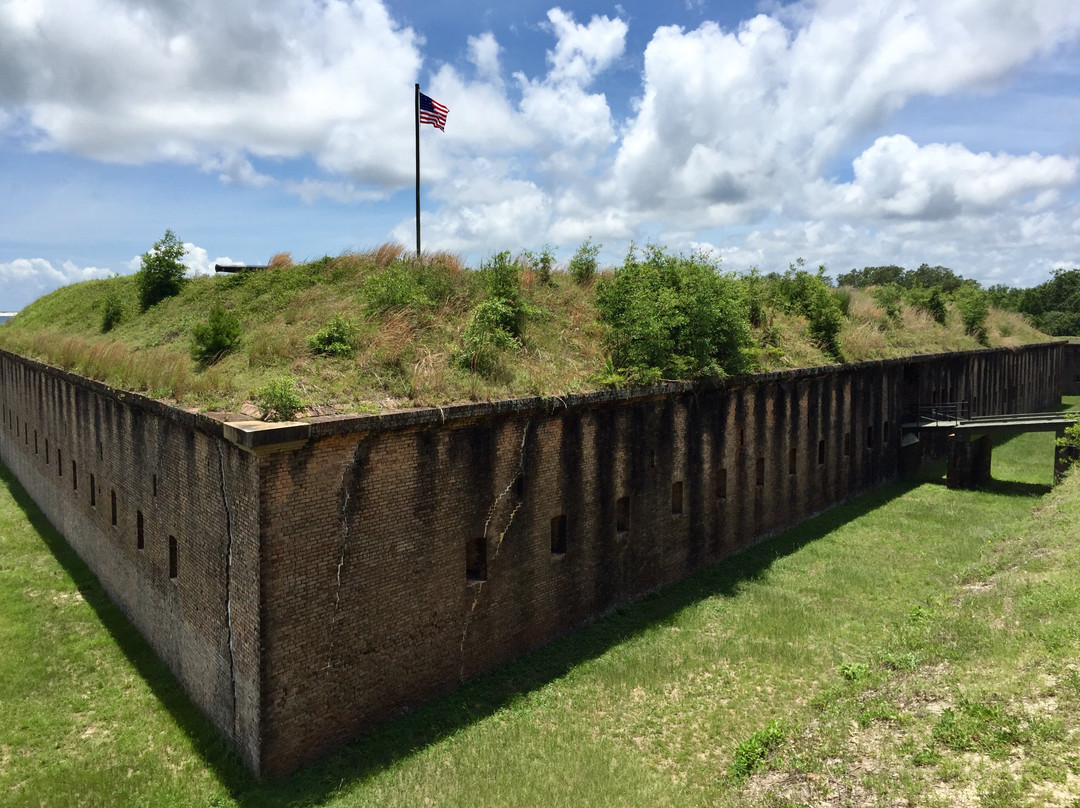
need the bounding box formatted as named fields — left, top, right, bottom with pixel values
left=1056, top=420, right=1080, bottom=471
left=137, top=229, right=187, bottom=310
left=568, top=238, right=600, bottom=285
left=871, top=284, right=904, bottom=321
left=364, top=265, right=430, bottom=314
left=595, top=245, right=750, bottom=382
left=772, top=263, right=844, bottom=358
left=255, top=376, right=302, bottom=421
left=953, top=284, right=990, bottom=344
left=101, top=293, right=124, bottom=333
left=905, top=285, right=947, bottom=325
left=833, top=287, right=852, bottom=317
left=308, top=316, right=356, bottom=357
left=191, top=308, right=243, bottom=364
left=478, top=251, right=526, bottom=337
left=455, top=298, right=520, bottom=376
left=530, top=245, right=556, bottom=285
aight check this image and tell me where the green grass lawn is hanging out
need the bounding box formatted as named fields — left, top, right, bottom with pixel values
left=2, top=405, right=1079, bottom=807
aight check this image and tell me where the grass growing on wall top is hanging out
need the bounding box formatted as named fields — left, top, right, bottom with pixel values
left=2, top=401, right=1077, bottom=806
left=0, top=244, right=1052, bottom=417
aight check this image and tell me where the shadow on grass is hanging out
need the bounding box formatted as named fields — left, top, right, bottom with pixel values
left=0, top=457, right=939, bottom=806
left=0, top=462, right=254, bottom=793
left=10, top=448, right=1042, bottom=806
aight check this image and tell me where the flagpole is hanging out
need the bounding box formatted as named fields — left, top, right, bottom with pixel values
left=415, top=83, right=421, bottom=257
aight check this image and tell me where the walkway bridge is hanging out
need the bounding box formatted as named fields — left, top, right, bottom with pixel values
left=902, top=402, right=1077, bottom=489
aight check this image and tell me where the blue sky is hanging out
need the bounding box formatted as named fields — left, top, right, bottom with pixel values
left=2, top=0, right=1080, bottom=311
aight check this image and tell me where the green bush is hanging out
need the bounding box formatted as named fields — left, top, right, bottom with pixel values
left=136, top=229, right=187, bottom=311
left=308, top=316, right=356, bottom=357
left=255, top=376, right=302, bottom=421
left=595, top=245, right=750, bottom=382
left=101, top=293, right=124, bottom=333
left=455, top=298, right=520, bottom=376
left=772, top=264, right=844, bottom=357
left=905, top=285, right=948, bottom=325
left=364, top=265, right=430, bottom=314
left=953, top=284, right=990, bottom=344
left=1056, top=420, right=1080, bottom=470
left=871, top=284, right=904, bottom=321
left=522, top=246, right=556, bottom=285
left=478, top=251, right=526, bottom=337
left=833, top=287, right=852, bottom=317
left=191, top=308, right=243, bottom=364
left=568, top=238, right=600, bottom=285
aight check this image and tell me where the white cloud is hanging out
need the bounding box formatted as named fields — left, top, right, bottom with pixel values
left=825, top=135, right=1079, bottom=220
left=0, top=0, right=423, bottom=186
left=285, top=179, right=390, bottom=205
left=543, top=8, right=628, bottom=86
left=0, top=257, right=113, bottom=309
left=3, top=0, right=1080, bottom=288
left=467, top=32, right=502, bottom=84
left=182, top=245, right=239, bottom=277
left=608, top=0, right=1080, bottom=229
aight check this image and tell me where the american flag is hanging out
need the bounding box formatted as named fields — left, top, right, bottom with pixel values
left=418, top=92, right=449, bottom=131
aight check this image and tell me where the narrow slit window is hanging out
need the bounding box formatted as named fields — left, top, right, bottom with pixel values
left=168, top=536, right=178, bottom=580
left=755, top=457, right=765, bottom=487
left=57, top=448, right=62, bottom=476
left=71, top=461, right=77, bottom=490
left=466, top=536, right=486, bottom=582
left=818, top=439, right=826, bottom=465
left=34, top=430, right=38, bottom=454
left=111, top=490, right=117, bottom=526
left=45, top=439, right=50, bottom=464
left=671, top=481, right=683, bottom=515
left=866, top=424, right=874, bottom=449
left=616, top=496, right=630, bottom=533
left=788, top=447, right=797, bottom=475
left=137, top=511, right=144, bottom=550
left=90, top=474, right=96, bottom=507
left=550, top=515, right=567, bottom=555
left=717, top=467, right=728, bottom=499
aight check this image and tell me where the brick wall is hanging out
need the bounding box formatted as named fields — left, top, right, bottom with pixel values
left=0, top=350, right=263, bottom=773
left=1063, top=342, right=1080, bottom=396
left=0, top=342, right=1064, bottom=777
left=255, top=343, right=1063, bottom=775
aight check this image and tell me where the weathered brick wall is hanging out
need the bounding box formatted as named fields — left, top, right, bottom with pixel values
left=1063, top=342, right=1080, bottom=396
left=257, top=343, right=1063, bottom=775
left=0, top=342, right=1065, bottom=777
left=0, top=350, right=263, bottom=773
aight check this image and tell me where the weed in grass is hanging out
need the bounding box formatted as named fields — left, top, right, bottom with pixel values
left=839, top=662, right=870, bottom=682
left=911, top=745, right=941, bottom=766
left=730, top=719, right=787, bottom=780
left=979, top=772, right=1026, bottom=808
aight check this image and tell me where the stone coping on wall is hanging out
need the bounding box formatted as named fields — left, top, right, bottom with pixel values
left=2, top=341, right=1066, bottom=449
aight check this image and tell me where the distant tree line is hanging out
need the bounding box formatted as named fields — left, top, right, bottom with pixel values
left=838, top=263, right=1080, bottom=338
left=986, top=269, right=1080, bottom=337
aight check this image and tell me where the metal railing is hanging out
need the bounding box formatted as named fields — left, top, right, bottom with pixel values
left=905, top=401, right=970, bottom=426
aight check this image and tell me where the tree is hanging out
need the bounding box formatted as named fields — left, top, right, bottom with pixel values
left=137, top=229, right=187, bottom=310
